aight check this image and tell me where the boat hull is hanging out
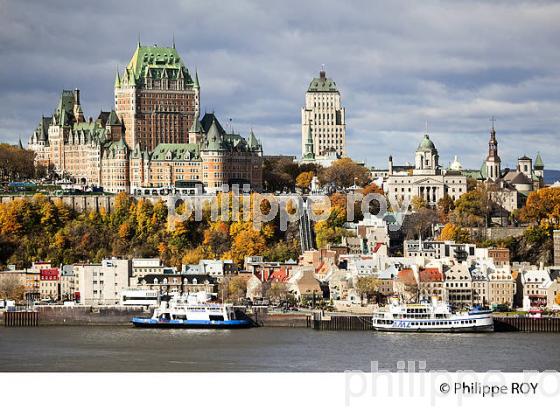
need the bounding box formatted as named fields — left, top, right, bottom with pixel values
left=373, top=324, right=494, bottom=333
left=131, top=317, right=253, bottom=329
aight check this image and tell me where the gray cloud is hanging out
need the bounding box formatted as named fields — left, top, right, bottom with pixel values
left=0, top=0, right=559, bottom=170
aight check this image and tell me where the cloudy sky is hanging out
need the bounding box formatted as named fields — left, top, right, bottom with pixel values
left=1, top=0, right=559, bottom=169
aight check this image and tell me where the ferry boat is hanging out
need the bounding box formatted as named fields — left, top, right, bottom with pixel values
left=131, top=293, right=253, bottom=329
left=372, top=299, right=493, bottom=332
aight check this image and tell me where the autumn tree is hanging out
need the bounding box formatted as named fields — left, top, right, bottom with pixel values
left=319, top=158, right=370, bottom=188
left=451, top=187, right=490, bottom=228
left=0, top=143, right=36, bottom=181
left=411, top=196, right=428, bottom=211
left=0, top=274, right=26, bottom=301
left=227, top=276, right=248, bottom=302
left=295, top=171, right=314, bottom=191
left=439, top=223, right=470, bottom=243
left=520, top=187, right=560, bottom=230
left=268, top=282, right=288, bottom=303
left=436, top=195, right=455, bottom=224
left=355, top=276, right=379, bottom=303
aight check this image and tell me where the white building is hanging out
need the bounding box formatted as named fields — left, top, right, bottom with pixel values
left=301, top=68, right=346, bottom=164
left=385, top=133, right=467, bottom=206
left=520, top=268, right=551, bottom=309
left=75, top=258, right=131, bottom=305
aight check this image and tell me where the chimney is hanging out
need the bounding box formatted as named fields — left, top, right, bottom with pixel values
left=74, top=88, right=80, bottom=105
left=319, top=70, right=326, bottom=80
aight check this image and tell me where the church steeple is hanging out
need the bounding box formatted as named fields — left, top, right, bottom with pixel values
left=303, top=124, right=315, bottom=160
left=485, top=117, right=501, bottom=181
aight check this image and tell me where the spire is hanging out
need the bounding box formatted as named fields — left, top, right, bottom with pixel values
left=114, top=68, right=121, bottom=89
left=172, top=33, right=176, bottom=49
left=18, top=137, right=23, bottom=150
left=137, top=33, right=141, bottom=48
left=486, top=117, right=500, bottom=162
left=193, top=69, right=200, bottom=89
left=248, top=128, right=259, bottom=150
left=303, top=124, right=315, bottom=159
left=535, top=152, right=544, bottom=169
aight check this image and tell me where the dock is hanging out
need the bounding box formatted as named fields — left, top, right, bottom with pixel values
left=3, top=311, right=39, bottom=327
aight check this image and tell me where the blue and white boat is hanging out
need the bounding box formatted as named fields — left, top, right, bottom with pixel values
left=131, top=293, right=253, bottom=329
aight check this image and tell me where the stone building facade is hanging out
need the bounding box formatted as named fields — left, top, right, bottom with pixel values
left=385, top=133, right=468, bottom=207
left=28, top=43, right=263, bottom=194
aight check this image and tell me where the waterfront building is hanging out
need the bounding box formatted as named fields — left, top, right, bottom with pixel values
left=385, top=133, right=468, bottom=206
left=520, top=268, right=551, bottom=309
left=376, top=265, right=398, bottom=299
left=136, top=273, right=216, bottom=295
left=60, top=265, right=77, bottom=301
left=395, top=269, right=418, bottom=302
left=288, top=267, right=323, bottom=301
left=544, top=276, right=560, bottom=309
left=74, top=258, right=131, bottom=305
left=443, top=263, right=473, bottom=308
left=300, top=68, right=346, bottom=165
left=417, top=267, right=445, bottom=301
left=182, top=259, right=237, bottom=280
left=39, top=268, right=60, bottom=301
left=469, top=264, right=489, bottom=306
left=488, top=265, right=516, bottom=307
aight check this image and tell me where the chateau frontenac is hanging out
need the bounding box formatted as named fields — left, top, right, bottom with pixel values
left=28, top=42, right=263, bottom=193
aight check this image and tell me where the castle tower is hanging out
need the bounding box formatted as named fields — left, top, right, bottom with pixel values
left=485, top=120, right=501, bottom=181
left=301, top=68, right=346, bottom=159
left=115, top=42, right=200, bottom=151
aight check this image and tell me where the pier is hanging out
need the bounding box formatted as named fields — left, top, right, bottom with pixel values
left=311, top=312, right=373, bottom=331
left=493, top=316, right=560, bottom=332
left=4, top=311, right=39, bottom=327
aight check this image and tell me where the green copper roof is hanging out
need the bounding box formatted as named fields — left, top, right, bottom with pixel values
left=107, top=110, right=121, bottom=126
left=247, top=129, right=259, bottom=150
left=125, top=44, right=193, bottom=84
left=307, top=74, right=339, bottom=92
left=480, top=161, right=487, bottom=179
left=151, top=143, right=200, bottom=161
left=417, top=134, right=436, bottom=152
left=204, top=119, right=225, bottom=151
left=535, top=152, right=544, bottom=168
left=189, top=117, right=204, bottom=133
left=53, top=90, right=77, bottom=126
left=114, top=70, right=121, bottom=89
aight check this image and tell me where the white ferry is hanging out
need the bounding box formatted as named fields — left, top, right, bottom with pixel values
left=131, top=292, right=253, bottom=329
left=372, top=299, right=493, bottom=332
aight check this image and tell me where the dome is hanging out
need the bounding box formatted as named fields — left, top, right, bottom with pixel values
left=417, top=134, right=436, bottom=152
left=449, top=155, right=463, bottom=171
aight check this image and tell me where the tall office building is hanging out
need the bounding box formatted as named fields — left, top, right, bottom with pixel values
left=301, top=69, right=346, bottom=164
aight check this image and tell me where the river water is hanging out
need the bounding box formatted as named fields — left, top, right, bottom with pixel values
left=1, top=326, right=559, bottom=372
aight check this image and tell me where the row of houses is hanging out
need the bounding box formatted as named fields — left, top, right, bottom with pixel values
left=2, top=247, right=559, bottom=310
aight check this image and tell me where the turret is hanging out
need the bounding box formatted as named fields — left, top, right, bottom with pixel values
left=534, top=152, right=544, bottom=180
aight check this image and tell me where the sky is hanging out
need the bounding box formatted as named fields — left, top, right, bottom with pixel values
left=0, top=0, right=559, bottom=170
